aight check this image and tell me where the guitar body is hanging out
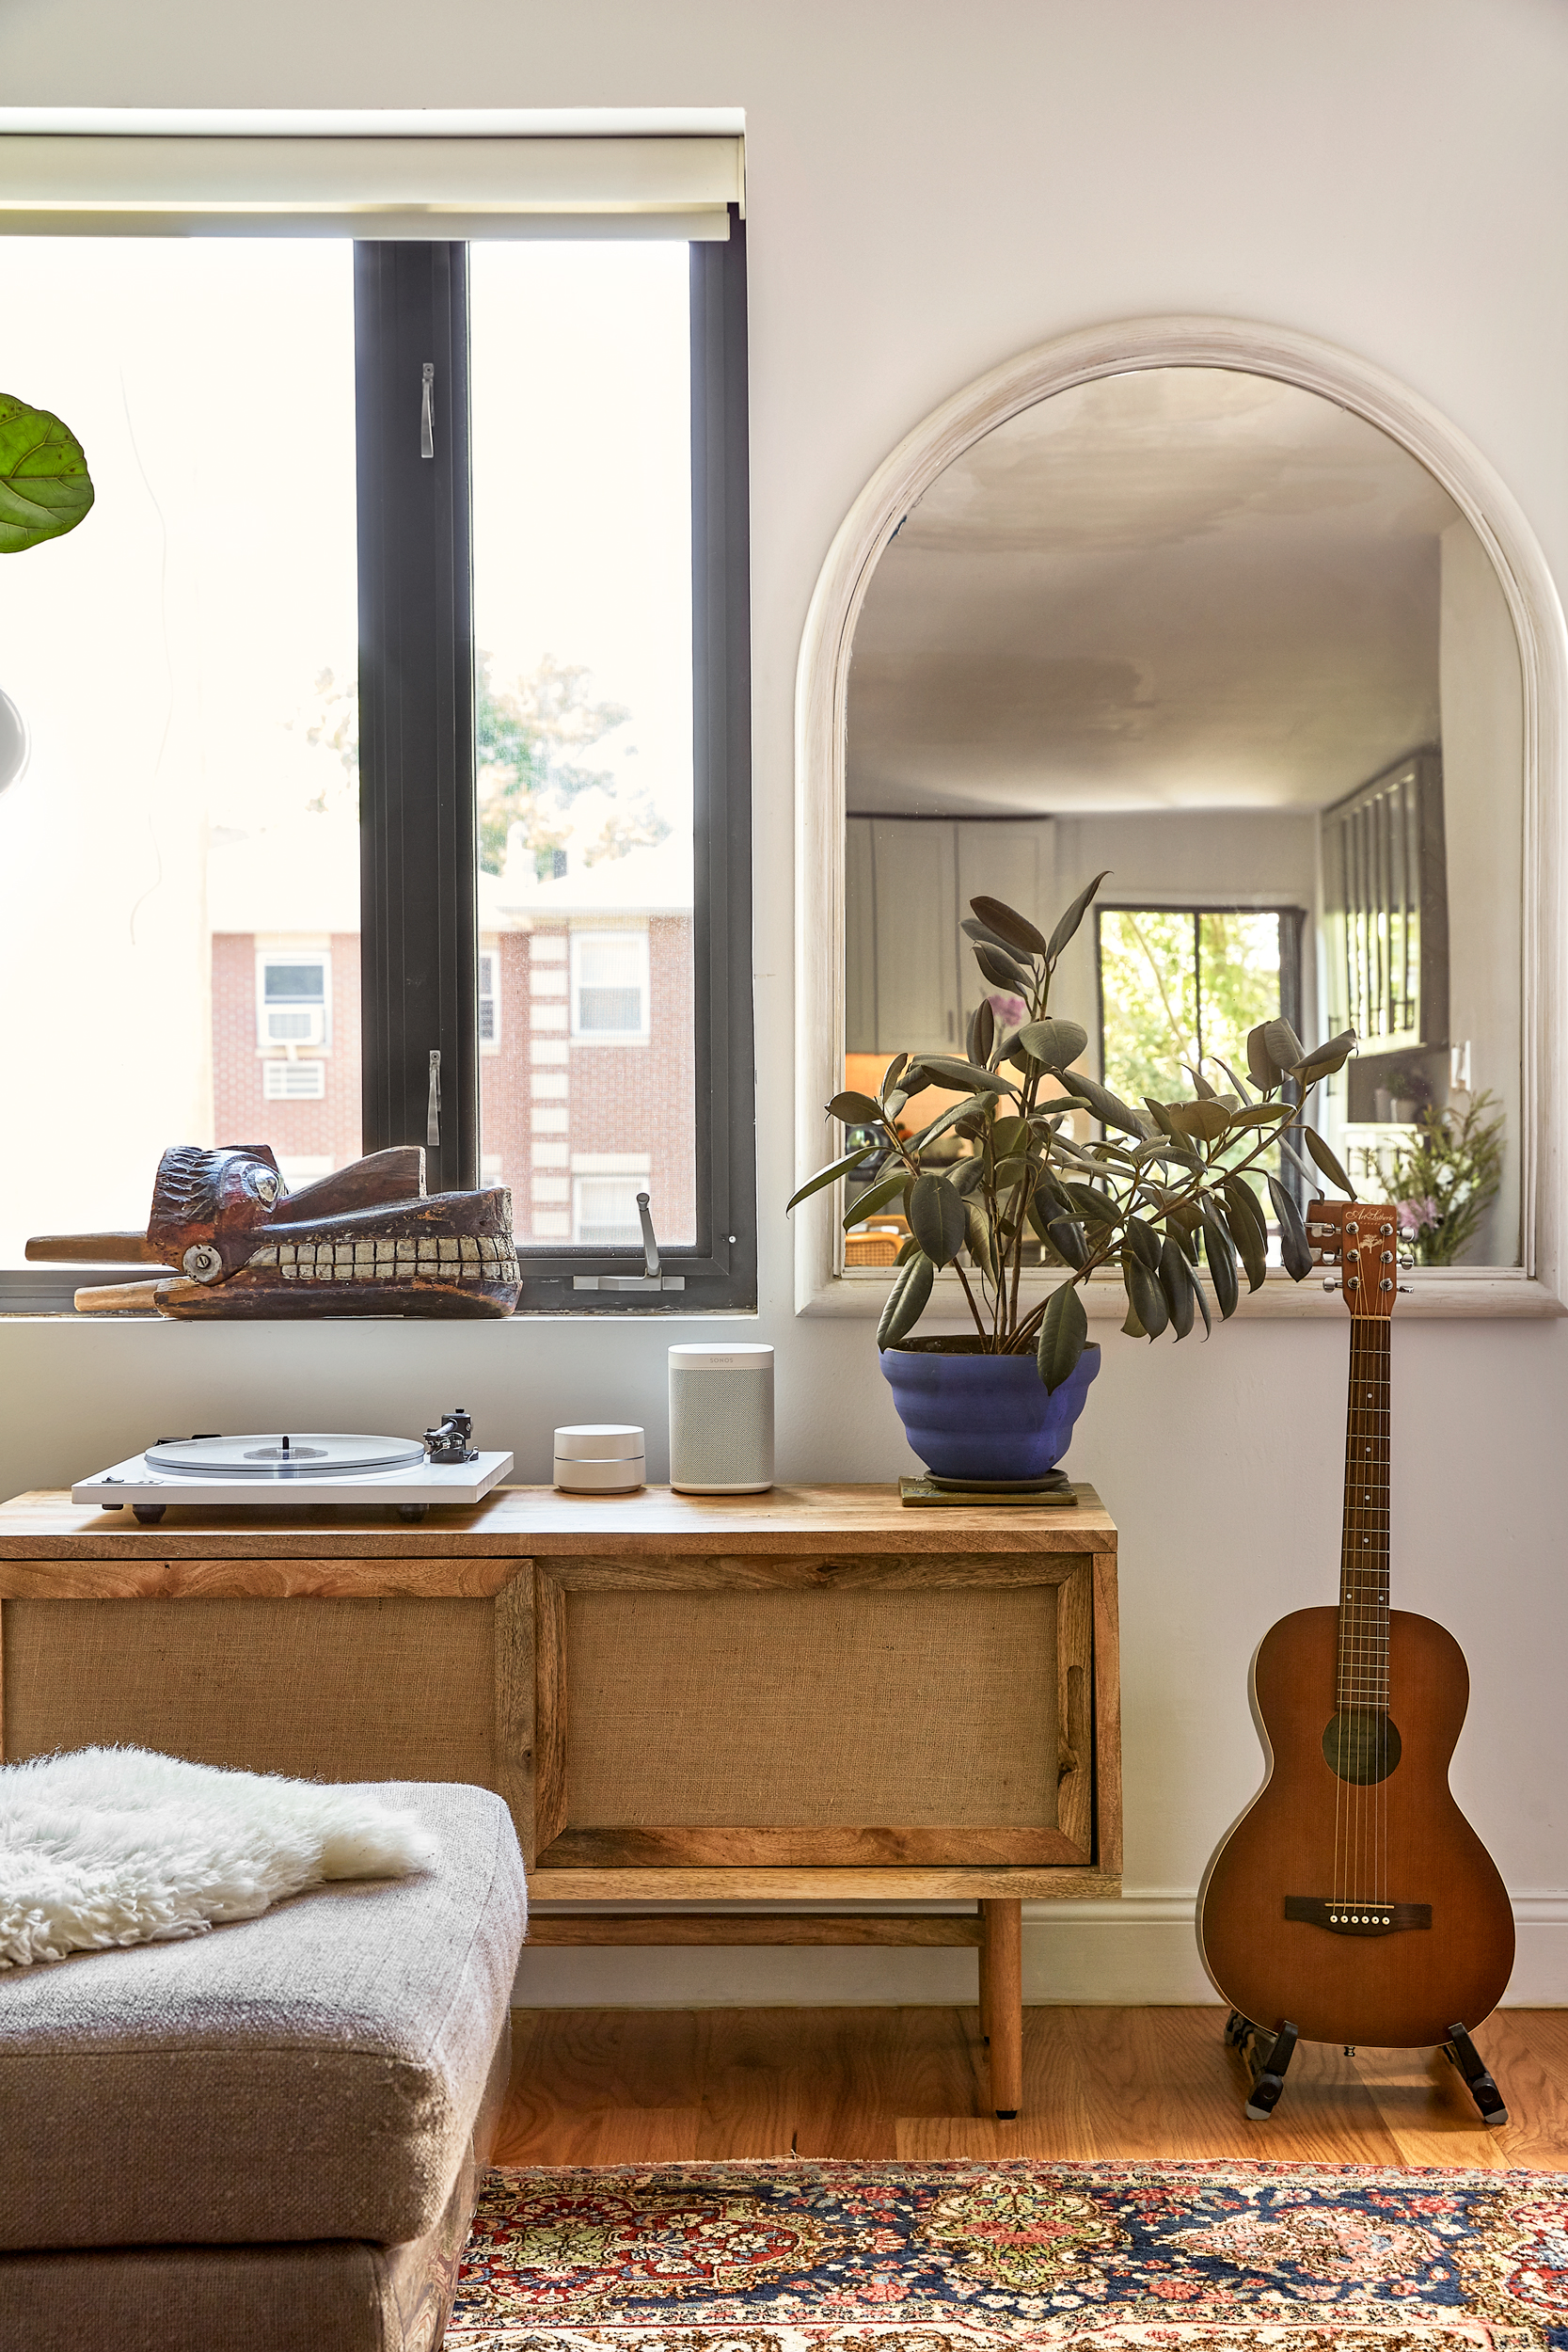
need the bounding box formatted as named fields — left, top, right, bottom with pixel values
left=1198, top=1604, right=1514, bottom=2046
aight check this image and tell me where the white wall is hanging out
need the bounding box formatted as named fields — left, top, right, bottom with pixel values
left=4, top=0, right=1567, bottom=2005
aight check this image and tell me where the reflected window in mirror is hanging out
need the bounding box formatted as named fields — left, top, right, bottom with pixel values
left=843, top=365, right=1523, bottom=1271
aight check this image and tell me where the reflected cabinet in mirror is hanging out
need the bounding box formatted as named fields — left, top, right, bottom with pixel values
left=797, top=323, right=1567, bottom=1316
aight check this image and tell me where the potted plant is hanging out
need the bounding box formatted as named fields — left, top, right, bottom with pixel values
left=789, top=872, right=1356, bottom=1481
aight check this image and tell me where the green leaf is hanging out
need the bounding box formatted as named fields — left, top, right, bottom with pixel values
left=828, top=1089, right=885, bottom=1126
left=951, top=1152, right=989, bottom=1197
left=969, top=894, right=1048, bottom=959
left=909, top=1170, right=968, bottom=1265
left=1210, top=1054, right=1256, bottom=1106
left=878, top=1251, right=935, bottom=1349
left=1181, top=1061, right=1218, bottom=1101
left=1267, top=1173, right=1314, bottom=1281
left=1202, top=1210, right=1239, bottom=1318
left=1227, top=1102, right=1291, bottom=1129
left=963, top=1197, right=998, bottom=1275
left=1062, top=1180, right=1117, bottom=1226
left=899, top=1065, right=933, bottom=1098
left=1064, top=1072, right=1147, bottom=1137
left=1246, top=1022, right=1282, bottom=1091
left=911, top=1055, right=1018, bottom=1096
left=908, top=1093, right=990, bottom=1150
left=966, top=998, right=996, bottom=1070
left=1158, top=1235, right=1196, bottom=1339
left=1037, top=1279, right=1088, bottom=1391
left=1124, top=1216, right=1162, bottom=1271
left=845, top=1169, right=909, bottom=1228
left=1190, top=1253, right=1213, bottom=1335
left=786, top=1144, right=872, bottom=1212
left=1122, top=1251, right=1169, bottom=1340
left=1018, top=1016, right=1088, bottom=1071
left=1222, top=1176, right=1268, bottom=1293
left=1046, top=869, right=1112, bottom=965
left=880, top=1051, right=909, bottom=1098
left=974, top=941, right=1035, bottom=995
left=1143, top=1095, right=1176, bottom=1136
left=1041, top=1211, right=1089, bottom=1268
left=990, top=1115, right=1029, bottom=1158
left=1298, top=1027, right=1358, bottom=1082
left=1278, top=1135, right=1318, bottom=1188
left=0, top=393, right=95, bottom=554
left=1304, top=1124, right=1357, bottom=1198
left=1164, top=1098, right=1232, bottom=1142
left=1263, top=1016, right=1307, bottom=1077
left=895, top=1234, right=921, bottom=1265
left=991, top=1153, right=1033, bottom=1199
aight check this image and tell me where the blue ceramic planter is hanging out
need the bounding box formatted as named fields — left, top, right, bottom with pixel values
left=880, top=1339, right=1101, bottom=1482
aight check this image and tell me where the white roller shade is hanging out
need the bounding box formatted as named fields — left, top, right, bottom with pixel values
left=0, top=131, right=743, bottom=239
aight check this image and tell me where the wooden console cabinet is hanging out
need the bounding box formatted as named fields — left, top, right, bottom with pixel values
left=0, top=1484, right=1119, bottom=2119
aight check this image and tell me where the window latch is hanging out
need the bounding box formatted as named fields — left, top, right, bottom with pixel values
left=420, top=361, right=435, bottom=460
left=574, top=1190, right=686, bottom=1292
left=426, top=1049, right=440, bottom=1147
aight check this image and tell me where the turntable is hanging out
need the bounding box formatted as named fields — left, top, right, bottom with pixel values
left=73, top=1409, right=513, bottom=1522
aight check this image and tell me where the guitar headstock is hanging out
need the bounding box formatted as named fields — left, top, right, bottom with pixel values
left=1307, top=1198, right=1401, bottom=1317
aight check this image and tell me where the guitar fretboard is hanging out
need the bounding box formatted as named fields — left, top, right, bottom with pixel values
left=1338, top=1314, right=1391, bottom=1713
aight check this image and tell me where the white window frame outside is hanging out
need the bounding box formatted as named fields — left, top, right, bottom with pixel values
left=570, top=927, right=650, bottom=1044
left=262, top=1057, right=327, bottom=1102
left=573, top=1171, right=651, bottom=1246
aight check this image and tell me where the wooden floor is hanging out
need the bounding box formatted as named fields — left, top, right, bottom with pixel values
left=497, top=2006, right=1568, bottom=2169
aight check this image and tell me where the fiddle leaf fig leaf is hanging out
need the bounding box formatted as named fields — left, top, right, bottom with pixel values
left=786, top=1144, right=872, bottom=1212
left=1304, top=1123, right=1357, bottom=1197
left=909, top=1170, right=968, bottom=1265
left=0, top=393, right=95, bottom=554
left=1037, top=1279, right=1088, bottom=1391
left=828, top=1090, right=885, bottom=1126
left=845, top=1169, right=909, bottom=1228
left=877, top=1250, right=935, bottom=1349
left=969, top=895, right=1047, bottom=959
left=1267, top=1173, right=1314, bottom=1281
left=1018, top=1017, right=1088, bottom=1071
left=1045, top=868, right=1112, bottom=965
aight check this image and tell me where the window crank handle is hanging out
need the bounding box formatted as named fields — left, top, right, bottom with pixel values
left=427, top=1049, right=440, bottom=1148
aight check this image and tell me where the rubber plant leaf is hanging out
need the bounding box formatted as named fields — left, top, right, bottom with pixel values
left=1018, top=1016, right=1088, bottom=1071
left=974, top=940, right=1035, bottom=995
left=785, top=1144, right=872, bottom=1212
left=1123, top=1251, right=1169, bottom=1339
left=844, top=1168, right=908, bottom=1229
left=911, top=1054, right=1017, bottom=1096
left=1262, top=1016, right=1307, bottom=1077
left=1158, top=1235, right=1196, bottom=1339
left=1304, top=1125, right=1357, bottom=1198
left=1202, top=1208, right=1240, bottom=1318
left=1037, top=1279, right=1087, bottom=1391
left=0, top=394, right=94, bottom=554
left=1298, top=1029, right=1358, bottom=1083
left=828, top=1089, right=885, bottom=1126
left=969, top=894, right=1047, bottom=959
left=1222, top=1176, right=1269, bottom=1293
left=877, top=1251, right=934, bottom=1349
left=1041, top=869, right=1110, bottom=966
left=1267, top=1172, right=1315, bottom=1281
left=909, top=1170, right=968, bottom=1265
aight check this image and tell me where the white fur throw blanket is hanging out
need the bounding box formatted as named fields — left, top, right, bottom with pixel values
left=0, top=1747, right=436, bottom=1969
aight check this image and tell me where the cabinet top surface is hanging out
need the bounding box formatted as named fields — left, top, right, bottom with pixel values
left=0, top=1481, right=1114, bottom=1560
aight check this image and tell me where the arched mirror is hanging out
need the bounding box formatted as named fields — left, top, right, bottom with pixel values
left=796, top=324, right=1564, bottom=1317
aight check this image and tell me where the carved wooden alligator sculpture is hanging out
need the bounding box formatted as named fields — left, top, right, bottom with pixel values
left=27, top=1145, right=520, bottom=1318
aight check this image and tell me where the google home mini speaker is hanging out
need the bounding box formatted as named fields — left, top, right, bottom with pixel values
left=668, top=1344, right=774, bottom=1493
left=554, top=1424, right=646, bottom=1494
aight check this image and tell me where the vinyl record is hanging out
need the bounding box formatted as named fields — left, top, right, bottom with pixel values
left=143, top=1433, right=426, bottom=1479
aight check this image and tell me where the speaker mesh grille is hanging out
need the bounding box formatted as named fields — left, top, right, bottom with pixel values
left=669, top=1366, right=774, bottom=1488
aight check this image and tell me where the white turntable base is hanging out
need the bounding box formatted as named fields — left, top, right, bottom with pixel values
left=74, top=1451, right=515, bottom=1512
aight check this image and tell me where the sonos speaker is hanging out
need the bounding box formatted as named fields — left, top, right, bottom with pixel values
left=668, top=1343, right=774, bottom=1494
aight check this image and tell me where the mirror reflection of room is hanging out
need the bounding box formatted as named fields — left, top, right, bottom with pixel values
left=844, top=367, right=1522, bottom=1269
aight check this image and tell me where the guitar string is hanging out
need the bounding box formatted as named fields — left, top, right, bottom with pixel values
left=1336, top=1225, right=1392, bottom=1920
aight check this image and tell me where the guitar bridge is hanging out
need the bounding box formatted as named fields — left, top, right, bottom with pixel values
left=1285, top=1897, right=1432, bottom=1936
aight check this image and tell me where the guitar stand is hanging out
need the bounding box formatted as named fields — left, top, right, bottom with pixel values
left=1224, top=2011, right=1508, bottom=2126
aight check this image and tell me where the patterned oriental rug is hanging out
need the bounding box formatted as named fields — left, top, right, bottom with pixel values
left=445, top=2160, right=1568, bottom=2351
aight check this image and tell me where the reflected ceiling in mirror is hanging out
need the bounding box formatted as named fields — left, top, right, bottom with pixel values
left=848, top=367, right=1465, bottom=816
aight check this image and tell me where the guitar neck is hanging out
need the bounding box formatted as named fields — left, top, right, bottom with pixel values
left=1338, top=1314, right=1391, bottom=1714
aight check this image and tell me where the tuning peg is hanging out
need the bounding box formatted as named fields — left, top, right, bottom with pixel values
left=1322, top=1278, right=1340, bottom=1292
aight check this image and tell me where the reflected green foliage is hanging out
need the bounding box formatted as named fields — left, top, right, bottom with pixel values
left=1363, top=1091, right=1506, bottom=1265
left=1099, top=910, right=1282, bottom=1103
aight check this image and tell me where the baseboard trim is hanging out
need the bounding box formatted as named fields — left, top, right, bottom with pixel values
left=515, top=1889, right=1568, bottom=2007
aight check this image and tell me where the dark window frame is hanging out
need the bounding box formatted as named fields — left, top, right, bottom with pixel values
left=355, top=215, right=755, bottom=1314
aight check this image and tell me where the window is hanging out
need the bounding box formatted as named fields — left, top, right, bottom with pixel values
left=571, top=930, right=649, bottom=1041
left=0, top=126, right=754, bottom=1311
left=258, top=955, right=329, bottom=1050
left=478, top=949, right=499, bottom=1050
left=1097, top=908, right=1305, bottom=1106
left=263, top=1060, right=327, bottom=1102
left=574, top=1175, right=648, bottom=1247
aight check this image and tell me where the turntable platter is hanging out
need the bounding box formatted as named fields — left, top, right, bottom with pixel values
left=144, top=1432, right=428, bottom=1479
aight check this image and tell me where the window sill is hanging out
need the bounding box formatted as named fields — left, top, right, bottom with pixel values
left=797, top=1263, right=1565, bottom=1322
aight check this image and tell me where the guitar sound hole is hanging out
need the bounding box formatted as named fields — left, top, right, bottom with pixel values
left=1323, top=1711, right=1402, bottom=1785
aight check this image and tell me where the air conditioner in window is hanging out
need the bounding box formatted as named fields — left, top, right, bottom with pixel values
left=264, top=1004, right=326, bottom=1047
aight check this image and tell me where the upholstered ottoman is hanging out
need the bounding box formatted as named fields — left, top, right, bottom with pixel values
left=0, top=1779, right=527, bottom=2352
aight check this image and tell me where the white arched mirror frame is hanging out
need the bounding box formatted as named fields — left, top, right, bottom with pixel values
left=795, top=316, right=1568, bottom=1321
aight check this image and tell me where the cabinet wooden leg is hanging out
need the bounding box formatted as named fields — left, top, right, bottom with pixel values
left=977, top=1903, right=991, bottom=2042
left=981, top=1898, right=1022, bottom=2118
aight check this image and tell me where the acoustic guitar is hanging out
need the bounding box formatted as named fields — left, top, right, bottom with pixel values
left=1196, top=1198, right=1513, bottom=2118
